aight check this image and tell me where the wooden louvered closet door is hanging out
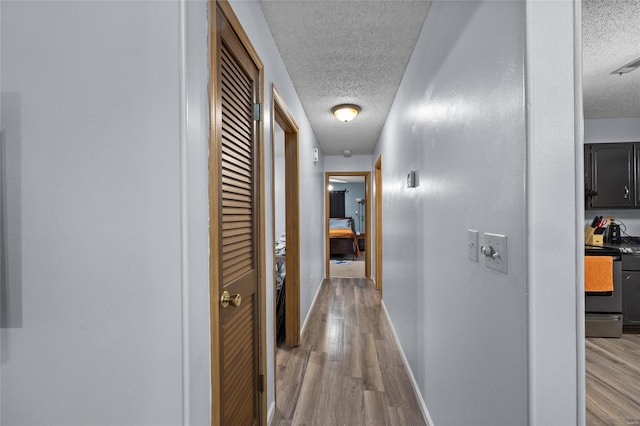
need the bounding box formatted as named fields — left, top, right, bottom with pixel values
left=214, top=7, right=261, bottom=426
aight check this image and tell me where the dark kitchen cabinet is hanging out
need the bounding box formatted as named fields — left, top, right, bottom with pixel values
left=622, top=270, right=640, bottom=327
left=586, top=143, right=635, bottom=208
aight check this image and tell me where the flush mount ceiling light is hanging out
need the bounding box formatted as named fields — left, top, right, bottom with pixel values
left=611, top=56, right=640, bottom=75
left=332, top=104, right=360, bottom=123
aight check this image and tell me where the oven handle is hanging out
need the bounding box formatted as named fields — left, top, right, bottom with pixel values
left=587, top=315, right=621, bottom=322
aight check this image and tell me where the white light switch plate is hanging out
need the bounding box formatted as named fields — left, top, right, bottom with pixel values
left=467, top=229, right=479, bottom=262
left=483, top=233, right=507, bottom=274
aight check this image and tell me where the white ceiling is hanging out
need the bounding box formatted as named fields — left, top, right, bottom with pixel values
left=260, top=0, right=432, bottom=156
left=582, top=0, right=640, bottom=119
left=260, top=0, right=639, bottom=156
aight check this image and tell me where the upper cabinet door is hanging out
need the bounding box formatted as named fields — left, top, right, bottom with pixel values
left=590, top=143, right=635, bottom=208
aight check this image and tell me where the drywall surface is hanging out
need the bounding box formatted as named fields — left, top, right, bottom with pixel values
left=0, top=1, right=185, bottom=424
left=374, top=1, right=529, bottom=424
left=182, top=0, right=214, bottom=423
left=525, top=1, right=579, bottom=424
left=585, top=118, right=640, bottom=143
left=324, top=154, right=372, bottom=173
left=229, top=0, right=326, bottom=416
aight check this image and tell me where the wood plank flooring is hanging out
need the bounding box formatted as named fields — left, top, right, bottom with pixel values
left=586, top=333, right=640, bottom=425
left=273, top=277, right=427, bottom=426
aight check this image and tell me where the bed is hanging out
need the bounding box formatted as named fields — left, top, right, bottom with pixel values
left=329, top=217, right=360, bottom=259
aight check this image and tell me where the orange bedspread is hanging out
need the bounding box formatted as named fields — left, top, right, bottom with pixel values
left=329, top=228, right=360, bottom=257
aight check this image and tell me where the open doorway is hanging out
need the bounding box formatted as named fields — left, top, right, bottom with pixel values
left=325, top=172, right=371, bottom=279
left=271, top=86, right=300, bottom=350
left=271, top=86, right=302, bottom=422
left=581, top=1, right=640, bottom=423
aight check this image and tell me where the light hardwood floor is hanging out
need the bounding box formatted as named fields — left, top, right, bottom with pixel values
left=586, top=333, right=640, bottom=425
left=273, top=277, right=427, bottom=425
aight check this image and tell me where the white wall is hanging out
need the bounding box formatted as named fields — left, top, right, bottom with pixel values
left=324, top=154, right=372, bottom=173
left=229, top=0, right=326, bottom=417
left=1, top=1, right=190, bottom=424
left=526, top=1, right=579, bottom=424
left=585, top=118, right=640, bottom=143
left=374, top=1, right=578, bottom=424
left=374, top=2, right=528, bottom=423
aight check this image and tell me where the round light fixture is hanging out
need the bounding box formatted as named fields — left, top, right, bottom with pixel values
left=332, top=104, right=360, bottom=123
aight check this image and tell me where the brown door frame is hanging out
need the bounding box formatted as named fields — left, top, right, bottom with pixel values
left=325, top=171, right=371, bottom=279
left=374, top=156, right=382, bottom=291
left=271, top=85, right=300, bottom=348
left=208, top=1, right=267, bottom=425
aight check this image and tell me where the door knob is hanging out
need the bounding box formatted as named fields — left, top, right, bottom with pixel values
left=220, top=291, right=242, bottom=308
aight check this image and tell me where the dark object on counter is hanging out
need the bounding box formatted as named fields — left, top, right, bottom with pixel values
left=607, top=223, right=622, bottom=244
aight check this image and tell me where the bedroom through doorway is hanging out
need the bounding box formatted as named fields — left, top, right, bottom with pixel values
left=325, top=172, right=371, bottom=279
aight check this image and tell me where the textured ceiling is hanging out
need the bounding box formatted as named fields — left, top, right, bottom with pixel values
left=583, top=0, right=640, bottom=119
left=260, top=0, right=432, bottom=155
left=261, top=0, right=639, bottom=156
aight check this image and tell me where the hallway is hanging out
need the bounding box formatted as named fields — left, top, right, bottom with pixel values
left=272, top=277, right=426, bottom=425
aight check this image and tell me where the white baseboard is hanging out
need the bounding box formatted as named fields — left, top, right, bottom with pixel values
left=381, top=300, right=435, bottom=426
left=267, top=401, right=275, bottom=425
left=300, top=277, right=325, bottom=338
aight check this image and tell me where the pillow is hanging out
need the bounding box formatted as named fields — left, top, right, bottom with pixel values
left=329, top=218, right=351, bottom=229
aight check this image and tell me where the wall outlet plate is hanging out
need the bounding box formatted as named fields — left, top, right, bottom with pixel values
left=468, top=229, right=479, bottom=262
left=483, top=233, right=507, bottom=274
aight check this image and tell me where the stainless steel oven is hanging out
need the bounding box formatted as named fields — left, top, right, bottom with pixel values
left=585, top=247, right=623, bottom=338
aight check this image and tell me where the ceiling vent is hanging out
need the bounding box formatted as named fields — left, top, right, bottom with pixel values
left=611, top=56, right=640, bottom=75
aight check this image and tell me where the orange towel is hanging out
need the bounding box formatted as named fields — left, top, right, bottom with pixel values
left=585, top=256, right=613, bottom=292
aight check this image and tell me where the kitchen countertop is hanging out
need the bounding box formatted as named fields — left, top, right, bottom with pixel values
left=587, top=237, right=640, bottom=255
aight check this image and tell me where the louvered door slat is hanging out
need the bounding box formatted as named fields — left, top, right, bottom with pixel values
left=222, top=139, right=253, bottom=171
left=223, top=260, right=253, bottom=284
left=221, top=184, right=251, bottom=199
left=223, top=233, right=252, bottom=246
left=222, top=167, right=252, bottom=186
left=222, top=161, right=253, bottom=183
left=222, top=221, right=252, bottom=231
left=221, top=86, right=252, bottom=125
left=223, top=247, right=252, bottom=265
left=223, top=199, right=252, bottom=209
left=223, top=227, right=252, bottom=239
left=223, top=239, right=252, bottom=255
left=221, top=47, right=251, bottom=89
left=222, top=176, right=252, bottom=192
left=219, top=67, right=250, bottom=107
left=222, top=117, right=253, bottom=152
left=222, top=151, right=252, bottom=173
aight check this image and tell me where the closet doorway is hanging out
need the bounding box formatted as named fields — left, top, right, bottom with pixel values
left=271, top=86, right=300, bottom=350
left=325, top=172, right=371, bottom=279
